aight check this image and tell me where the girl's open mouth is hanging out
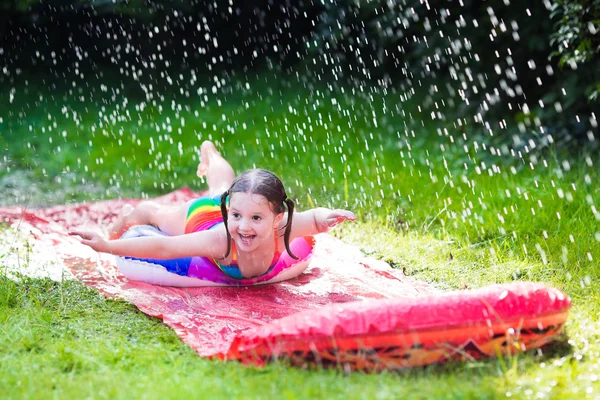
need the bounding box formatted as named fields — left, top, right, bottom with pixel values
left=239, top=234, right=256, bottom=245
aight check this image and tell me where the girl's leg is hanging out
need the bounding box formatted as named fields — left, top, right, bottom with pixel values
left=109, top=200, right=193, bottom=239
left=197, top=141, right=235, bottom=197
left=110, top=141, right=234, bottom=239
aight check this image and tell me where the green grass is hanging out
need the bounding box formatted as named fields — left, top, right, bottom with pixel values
left=0, top=275, right=589, bottom=400
left=1, top=67, right=600, bottom=398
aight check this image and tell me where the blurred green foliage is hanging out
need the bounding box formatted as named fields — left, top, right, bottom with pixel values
left=1, top=0, right=598, bottom=151
left=309, top=0, right=598, bottom=150
left=551, top=0, right=600, bottom=100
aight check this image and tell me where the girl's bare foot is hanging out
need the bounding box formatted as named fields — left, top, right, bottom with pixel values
left=197, top=141, right=219, bottom=177
left=196, top=140, right=234, bottom=196
left=109, top=204, right=135, bottom=239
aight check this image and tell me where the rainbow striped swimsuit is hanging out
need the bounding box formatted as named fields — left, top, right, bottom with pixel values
left=184, top=195, right=224, bottom=234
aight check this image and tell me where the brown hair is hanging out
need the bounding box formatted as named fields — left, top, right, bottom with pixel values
left=219, top=169, right=297, bottom=259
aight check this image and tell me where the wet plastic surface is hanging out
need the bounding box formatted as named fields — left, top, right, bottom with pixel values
left=227, top=281, right=570, bottom=369
left=0, top=188, right=439, bottom=358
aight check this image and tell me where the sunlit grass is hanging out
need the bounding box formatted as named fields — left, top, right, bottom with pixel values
left=2, top=274, right=594, bottom=400
left=1, top=68, right=600, bottom=398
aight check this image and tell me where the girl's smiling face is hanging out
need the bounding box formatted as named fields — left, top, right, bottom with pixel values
left=227, top=192, right=283, bottom=251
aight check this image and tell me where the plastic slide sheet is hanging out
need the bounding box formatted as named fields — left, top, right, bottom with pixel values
left=0, top=188, right=438, bottom=359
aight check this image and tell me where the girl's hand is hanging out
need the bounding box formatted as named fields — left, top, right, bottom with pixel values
left=321, top=209, right=356, bottom=231
left=69, top=231, right=110, bottom=253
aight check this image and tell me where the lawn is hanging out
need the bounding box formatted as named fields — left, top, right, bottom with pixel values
left=1, top=67, right=599, bottom=399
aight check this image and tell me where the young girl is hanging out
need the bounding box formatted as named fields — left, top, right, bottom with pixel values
left=71, top=141, right=356, bottom=279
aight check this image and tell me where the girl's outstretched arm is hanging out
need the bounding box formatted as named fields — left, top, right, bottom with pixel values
left=70, top=228, right=227, bottom=260
left=289, top=208, right=356, bottom=238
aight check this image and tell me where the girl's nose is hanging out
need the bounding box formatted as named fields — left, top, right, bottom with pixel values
left=239, top=218, right=250, bottom=230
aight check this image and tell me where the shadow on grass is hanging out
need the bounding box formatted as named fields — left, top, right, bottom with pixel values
left=536, top=332, right=574, bottom=360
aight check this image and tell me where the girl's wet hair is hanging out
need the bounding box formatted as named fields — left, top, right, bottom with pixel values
left=219, top=169, right=297, bottom=260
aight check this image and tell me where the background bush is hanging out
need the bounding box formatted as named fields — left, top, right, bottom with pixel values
left=1, top=0, right=598, bottom=151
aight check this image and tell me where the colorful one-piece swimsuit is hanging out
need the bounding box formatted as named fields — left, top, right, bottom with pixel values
left=184, top=195, right=281, bottom=279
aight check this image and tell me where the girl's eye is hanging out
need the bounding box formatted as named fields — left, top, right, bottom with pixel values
left=252, top=216, right=261, bottom=221
left=232, top=213, right=240, bottom=218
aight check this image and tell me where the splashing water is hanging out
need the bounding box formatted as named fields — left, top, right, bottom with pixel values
left=0, top=2, right=597, bottom=282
